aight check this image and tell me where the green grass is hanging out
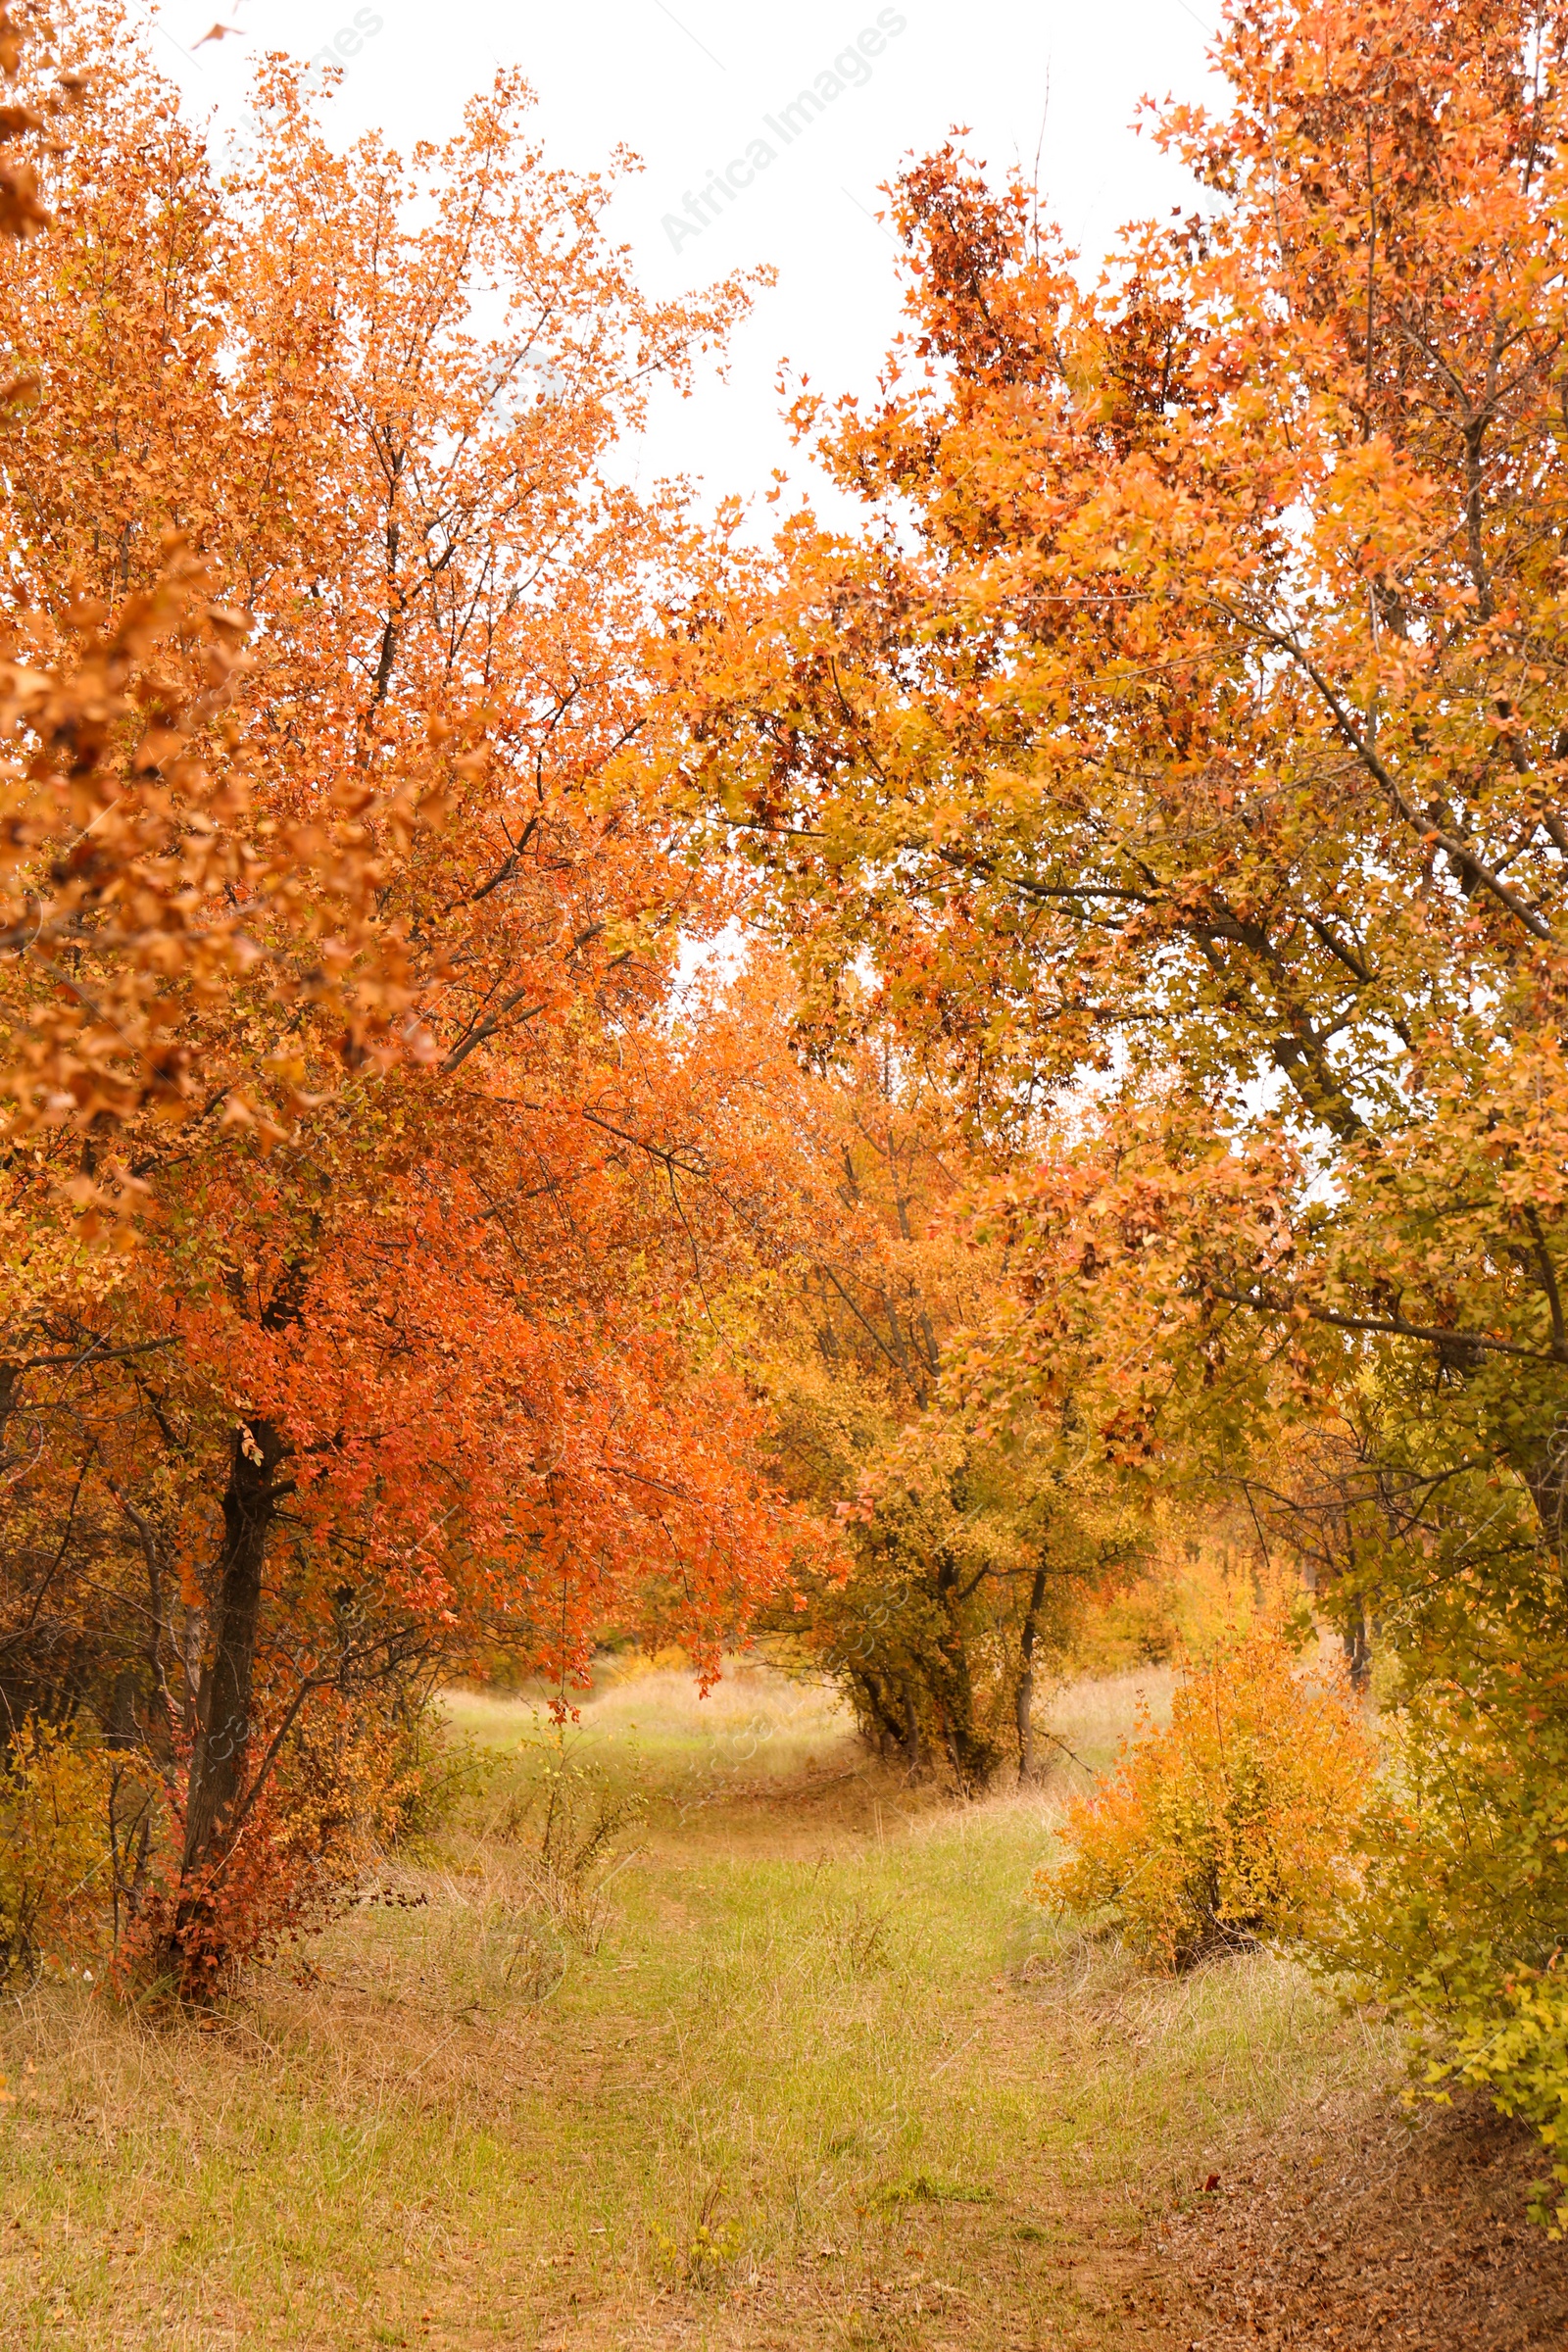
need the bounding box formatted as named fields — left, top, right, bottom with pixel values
left=0, top=1667, right=1396, bottom=2350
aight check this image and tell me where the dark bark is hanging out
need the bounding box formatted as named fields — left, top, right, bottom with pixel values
left=849, top=1665, right=911, bottom=1766
left=1524, top=1423, right=1568, bottom=1558
left=900, top=1675, right=925, bottom=1776
left=931, top=1553, right=1002, bottom=1790
left=1016, top=1561, right=1049, bottom=1784
left=0, top=1358, right=19, bottom=1460
left=941, top=1707, right=967, bottom=1796
left=106, top=1666, right=141, bottom=1747
left=179, top=1418, right=289, bottom=1885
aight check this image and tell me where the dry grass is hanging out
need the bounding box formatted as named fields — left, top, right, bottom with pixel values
left=444, top=1658, right=851, bottom=1758
left=443, top=1661, right=861, bottom=1848
left=1038, top=1666, right=1177, bottom=1784
left=0, top=1661, right=1526, bottom=2350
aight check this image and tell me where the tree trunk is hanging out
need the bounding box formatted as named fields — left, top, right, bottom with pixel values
left=900, top=1676, right=924, bottom=1777
left=933, top=1553, right=1000, bottom=1788
left=1016, top=1562, right=1049, bottom=1784
left=853, top=1669, right=907, bottom=1764
left=942, top=1708, right=968, bottom=1798
left=1524, top=1428, right=1568, bottom=1558
left=176, top=1419, right=288, bottom=1924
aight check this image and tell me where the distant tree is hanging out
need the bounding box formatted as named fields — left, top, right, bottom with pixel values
left=694, top=970, right=1139, bottom=1789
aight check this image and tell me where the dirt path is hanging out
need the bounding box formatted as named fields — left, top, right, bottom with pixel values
left=555, top=1761, right=1568, bottom=2352
left=570, top=1752, right=1568, bottom=2352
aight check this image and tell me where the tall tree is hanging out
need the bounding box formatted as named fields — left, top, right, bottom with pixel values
left=670, top=0, right=1568, bottom=2138
left=668, top=958, right=1137, bottom=1789
left=673, top=0, right=1568, bottom=1653
left=0, top=4, right=815, bottom=1989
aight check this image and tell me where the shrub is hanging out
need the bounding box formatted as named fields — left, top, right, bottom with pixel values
left=126, top=1687, right=443, bottom=2002
left=495, top=1731, right=646, bottom=1952
left=381, top=1702, right=501, bottom=1849
left=1036, top=1622, right=1373, bottom=1972
left=1324, top=1651, right=1568, bottom=2234
left=0, top=1720, right=117, bottom=1985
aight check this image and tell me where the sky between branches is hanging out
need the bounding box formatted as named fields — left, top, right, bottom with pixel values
left=148, top=0, right=1218, bottom=528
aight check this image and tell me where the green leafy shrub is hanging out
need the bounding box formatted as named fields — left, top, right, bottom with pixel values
left=495, top=1731, right=646, bottom=1951
left=384, top=1702, right=502, bottom=1848
left=1325, top=1651, right=1568, bottom=2232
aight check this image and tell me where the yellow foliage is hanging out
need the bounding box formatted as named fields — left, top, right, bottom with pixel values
left=1322, top=1642, right=1568, bottom=2235
left=0, top=1720, right=115, bottom=1984
left=1036, top=1623, right=1373, bottom=1972
left=1066, top=1526, right=1308, bottom=1677
left=600, top=1645, right=692, bottom=1686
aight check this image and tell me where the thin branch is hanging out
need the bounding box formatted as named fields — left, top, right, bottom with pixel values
left=1209, top=1283, right=1568, bottom=1365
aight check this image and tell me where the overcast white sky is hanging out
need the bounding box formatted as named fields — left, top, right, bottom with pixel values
left=148, top=0, right=1223, bottom=523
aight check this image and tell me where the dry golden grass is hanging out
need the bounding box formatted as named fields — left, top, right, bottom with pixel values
left=1038, top=1667, right=1177, bottom=1782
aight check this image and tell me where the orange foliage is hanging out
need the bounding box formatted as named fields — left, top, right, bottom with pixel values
left=1037, top=1623, right=1373, bottom=1973
left=0, top=3, right=822, bottom=1989
left=668, top=5, right=1568, bottom=2096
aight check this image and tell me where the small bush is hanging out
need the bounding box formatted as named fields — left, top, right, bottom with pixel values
left=1036, top=1622, right=1373, bottom=1972
left=384, top=1707, right=501, bottom=1848
left=1325, top=1658, right=1568, bottom=2233
left=495, top=1732, right=646, bottom=1951
left=0, top=1720, right=117, bottom=1985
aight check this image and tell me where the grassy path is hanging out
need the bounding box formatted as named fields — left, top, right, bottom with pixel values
left=0, top=1670, right=1418, bottom=2348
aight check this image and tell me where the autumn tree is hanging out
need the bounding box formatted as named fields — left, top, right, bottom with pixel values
left=0, top=3, right=823, bottom=1992
left=668, top=0, right=1568, bottom=2131
left=666, top=958, right=1139, bottom=1789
